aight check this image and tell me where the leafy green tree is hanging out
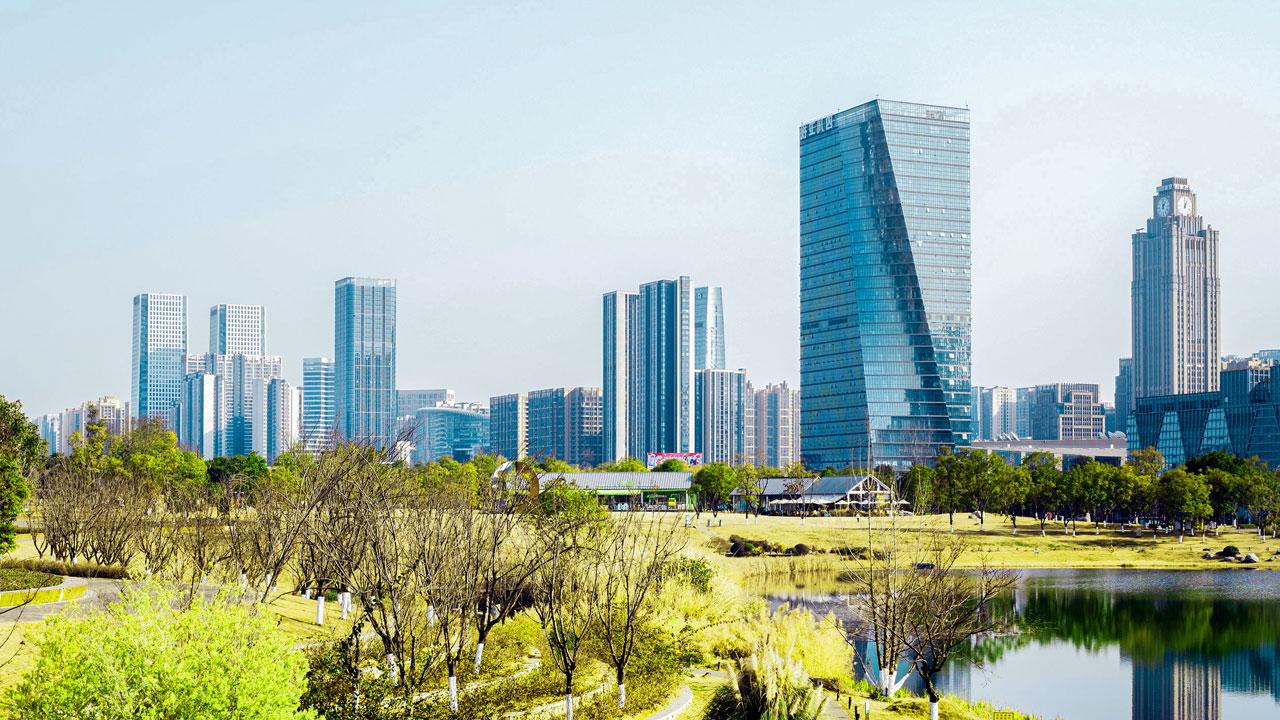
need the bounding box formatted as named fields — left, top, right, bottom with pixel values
left=997, top=465, right=1030, bottom=533
left=961, top=449, right=1005, bottom=530
left=1243, top=470, right=1280, bottom=538
left=1073, top=461, right=1115, bottom=534
left=206, top=452, right=269, bottom=487
left=734, top=463, right=763, bottom=517
left=3, top=581, right=312, bottom=718
left=933, top=446, right=965, bottom=530
left=0, top=395, right=44, bottom=472
left=1129, top=447, right=1165, bottom=480
left=1157, top=468, right=1212, bottom=541
left=651, top=458, right=692, bottom=473
left=692, top=464, right=737, bottom=517
left=0, top=457, right=28, bottom=556
left=469, top=452, right=501, bottom=478
left=0, top=396, right=41, bottom=556
left=538, top=457, right=575, bottom=473
left=1023, top=451, right=1062, bottom=535
left=901, top=464, right=935, bottom=513
left=599, top=457, right=648, bottom=473
left=1203, top=467, right=1244, bottom=525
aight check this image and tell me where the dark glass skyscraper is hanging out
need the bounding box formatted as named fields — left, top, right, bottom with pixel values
left=334, top=277, right=397, bottom=448
left=799, top=99, right=972, bottom=469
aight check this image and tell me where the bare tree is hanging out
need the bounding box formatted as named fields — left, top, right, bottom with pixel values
left=903, top=536, right=1017, bottom=720
left=842, top=515, right=920, bottom=696
left=598, top=512, right=684, bottom=709
left=324, top=452, right=444, bottom=699
left=232, top=445, right=348, bottom=601
left=472, top=459, right=544, bottom=674
left=532, top=514, right=605, bottom=720
left=415, top=489, right=480, bottom=712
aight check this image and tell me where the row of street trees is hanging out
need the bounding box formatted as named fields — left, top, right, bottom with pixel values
left=895, top=447, right=1280, bottom=539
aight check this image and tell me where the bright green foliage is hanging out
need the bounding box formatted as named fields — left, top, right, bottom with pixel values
left=0, top=395, right=43, bottom=472
left=538, top=457, right=575, bottom=473
left=3, top=582, right=314, bottom=719
left=652, top=458, right=692, bottom=473
left=206, top=451, right=270, bottom=486
left=0, top=567, right=59, bottom=591
left=1157, top=468, right=1213, bottom=534
left=0, top=458, right=27, bottom=556
left=537, top=480, right=606, bottom=518
left=598, top=457, right=648, bottom=473
left=693, top=464, right=737, bottom=515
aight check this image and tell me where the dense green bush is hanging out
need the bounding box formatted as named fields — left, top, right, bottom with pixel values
left=0, top=568, right=60, bottom=592
left=668, top=556, right=716, bottom=593
left=3, top=581, right=312, bottom=719
left=0, top=557, right=129, bottom=580
left=1216, top=545, right=1241, bottom=558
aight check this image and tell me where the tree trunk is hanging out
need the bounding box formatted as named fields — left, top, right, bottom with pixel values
left=473, top=640, right=486, bottom=675
left=617, top=666, right=626, bottom=709
left=448, top=675, right=458, bottom=712
left=564, top=672, right=575, bottom=720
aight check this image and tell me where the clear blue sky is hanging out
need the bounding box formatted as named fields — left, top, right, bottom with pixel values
left=3, top=1, right=1278, bottom=417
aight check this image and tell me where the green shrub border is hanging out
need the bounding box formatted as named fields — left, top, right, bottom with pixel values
left=0, top=580, right=87, bottom=607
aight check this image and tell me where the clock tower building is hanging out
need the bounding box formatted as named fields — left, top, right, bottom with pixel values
left=1131, top=177, right=1220, bottom=403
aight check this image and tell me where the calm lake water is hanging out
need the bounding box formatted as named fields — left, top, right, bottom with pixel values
left=748, top=568, right=1280, bottom=720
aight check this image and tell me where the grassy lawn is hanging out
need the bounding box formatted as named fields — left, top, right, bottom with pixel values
left=680, top=512, right=1279, bottom=572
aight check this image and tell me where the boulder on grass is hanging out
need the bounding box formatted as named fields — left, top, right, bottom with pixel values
left=1242, top=553, right=1259, bottom=564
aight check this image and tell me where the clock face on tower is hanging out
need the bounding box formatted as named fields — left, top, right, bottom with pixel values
left=1157, top=197, right=1171, bottom=216
left=1178, top=196, right=1192, bottom=215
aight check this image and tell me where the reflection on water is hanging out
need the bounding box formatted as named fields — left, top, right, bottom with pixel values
left=747, top=569, right=1280, bottom=720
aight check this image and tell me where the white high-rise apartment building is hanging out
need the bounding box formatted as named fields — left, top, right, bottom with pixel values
left=602, top=290, right=637, bottom=462
left=209, top=304, right=265, bottom=356
left=132, top=293, right=187, bottom=420
left=695, top=368, right=747, bottom=464
left=753, top=382, right=800, bottom=468
left=233, top=354, right=284, bottom=456
left=979, top=387, right=1018, bottom=440
left=1132, top=178, right=1220, bottom=399
left=265, top=378, right=301, bottom=463
left=58, top=396, right=132, bottom=455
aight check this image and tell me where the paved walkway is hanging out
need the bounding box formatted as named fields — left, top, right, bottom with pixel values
left=0, top=577, right=123, bottom=624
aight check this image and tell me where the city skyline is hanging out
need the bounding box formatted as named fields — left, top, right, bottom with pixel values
left=4, top=3, right=1280, bottom=421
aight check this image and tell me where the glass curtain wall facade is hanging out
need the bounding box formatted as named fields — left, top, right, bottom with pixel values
left=694, top=286, right=726, bottom=370
left=131, top=292, right=188, bottom=420
left=636, top=277, right=696, bottom=457
left=799, top=99, right=972, bottom=470
left=301, top=357, right=335, bottom=453
left=334, top=277, right=397, bottom=448
left=488, top=393, right=527, bottom=460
